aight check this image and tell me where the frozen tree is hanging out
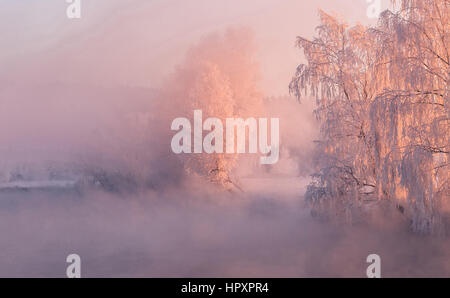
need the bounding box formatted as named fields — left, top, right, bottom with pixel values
left=291, top=0, right=449, bottom=233
left=159, top=29, right=264, bottom=190
left=290, top=10, right=382, bottom=222
left=370, top=0, right=449, bottom=233
left=183, top=61, right=239, bottom=189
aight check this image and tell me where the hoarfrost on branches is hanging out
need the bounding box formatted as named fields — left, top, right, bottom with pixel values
left=291, top=0, right=449, bottom=234
left=158, top=29, right=264, bottom=190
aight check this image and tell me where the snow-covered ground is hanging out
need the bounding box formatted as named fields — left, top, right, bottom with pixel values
left=0, top=180, right=78, bottom=191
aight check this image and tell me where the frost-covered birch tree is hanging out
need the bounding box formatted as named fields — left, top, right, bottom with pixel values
left=159, top=29, right=264, bottom=190
left=289, top=10, right=382, bottom=223
left=290, top=0, right=449, bottom=233
left=371, top=0, right=449, bottom=234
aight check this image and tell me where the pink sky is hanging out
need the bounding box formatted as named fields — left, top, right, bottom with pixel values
left=0, top=0, right=389, bottom=95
